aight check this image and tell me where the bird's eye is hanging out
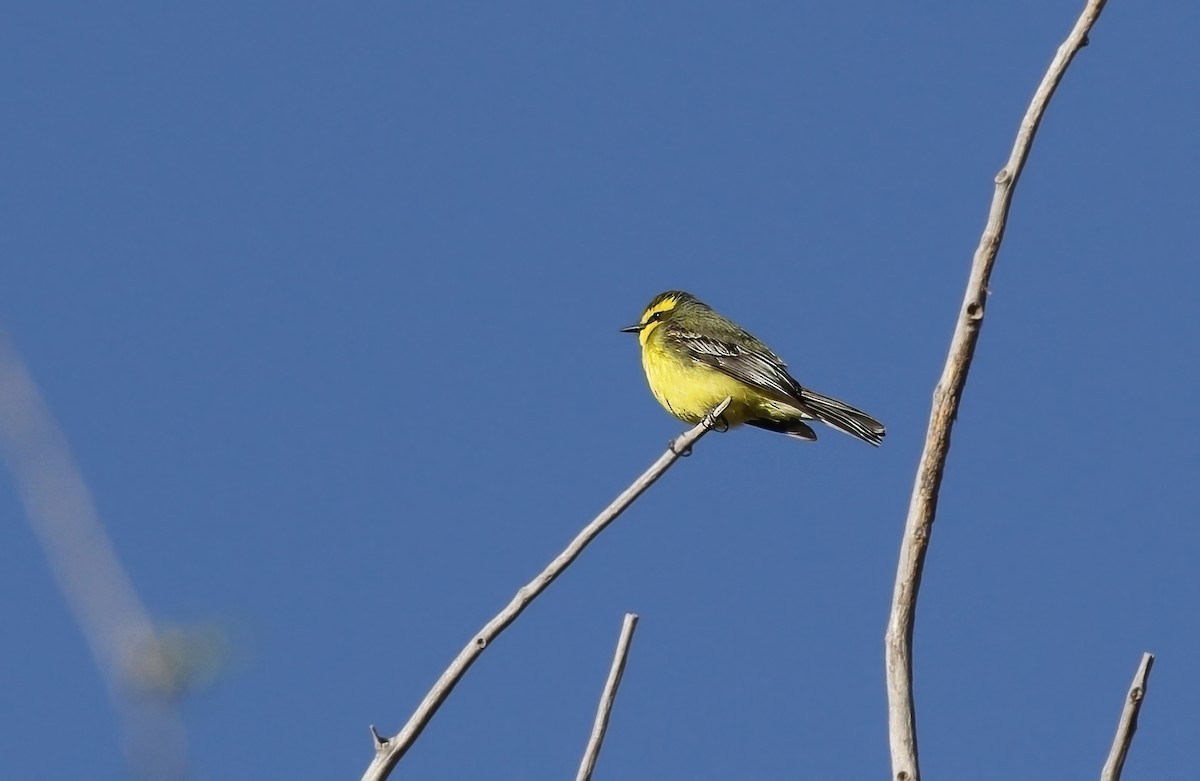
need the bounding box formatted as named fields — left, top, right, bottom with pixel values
left=647, top=311, right=664, bottom=323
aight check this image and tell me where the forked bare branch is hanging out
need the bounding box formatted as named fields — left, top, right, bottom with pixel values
left=361, top=399, right=731, bottom=781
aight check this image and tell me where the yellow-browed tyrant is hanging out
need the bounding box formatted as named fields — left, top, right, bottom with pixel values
left=622, top=291, right=885, bottom=446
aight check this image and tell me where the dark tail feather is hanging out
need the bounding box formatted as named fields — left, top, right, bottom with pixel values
left=797, top=389, right=886, bottom=446
left=746, top=418, right=818, bottom=442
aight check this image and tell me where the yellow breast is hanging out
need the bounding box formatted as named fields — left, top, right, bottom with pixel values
left=641, top=339, right=763, bottom=425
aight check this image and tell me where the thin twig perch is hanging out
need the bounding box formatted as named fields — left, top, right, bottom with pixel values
left=576, top=613, right=640, bottom=781
left=1100, top=652, right=1154, bottom=781
left=883, top=3, right=1111, bottom=780
left=360, top=399, right=731, bottom=781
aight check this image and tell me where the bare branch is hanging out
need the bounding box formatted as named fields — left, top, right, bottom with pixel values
left=883, top=3, right=1111, bottom=779
left=1100, top=652, right=1155, bottom=781
left=360, top=399, right=731, bottom=781
left=576, top=613, right=640, bottom=781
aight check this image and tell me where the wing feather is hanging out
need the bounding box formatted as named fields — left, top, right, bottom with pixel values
left=663, top=324, right=804, bottom=403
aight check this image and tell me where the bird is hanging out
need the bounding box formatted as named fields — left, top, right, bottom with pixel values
left=621, top=290, right=885, bottom=446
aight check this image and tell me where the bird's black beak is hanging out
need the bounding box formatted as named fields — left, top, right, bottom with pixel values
left=620, top=324, right=644, bottom=334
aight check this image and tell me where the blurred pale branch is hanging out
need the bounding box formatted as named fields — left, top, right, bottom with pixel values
left=576, top=612, right=639, bottom=781
left=0, top=331, right=227, bottom=780
left=883, top=2, right=1113, bottom=780
left=360, top=399, right=730, bottom=781
left=1101, top=653, right=1155, bottom=781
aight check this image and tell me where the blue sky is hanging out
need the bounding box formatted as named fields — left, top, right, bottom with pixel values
left=2, top=2, right=1197, bottom=779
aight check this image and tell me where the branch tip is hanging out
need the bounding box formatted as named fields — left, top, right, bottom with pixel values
left=709, top=396, right=732, bottom=422
left=1101, top=652, right=1155, bottom=781
left=576, top=613, right=641, bottom=781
